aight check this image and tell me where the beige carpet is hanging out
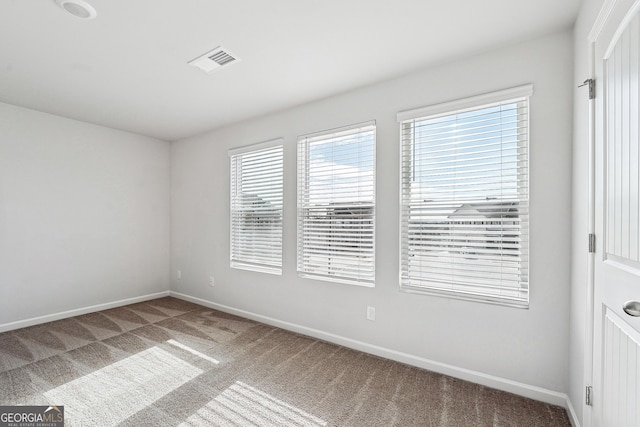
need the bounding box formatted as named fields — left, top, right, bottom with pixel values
left=0, top=297, right=571, bottom=426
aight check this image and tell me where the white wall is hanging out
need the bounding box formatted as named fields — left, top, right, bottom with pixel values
left=570, top=0, right=606, bottom=425
left=0, top=102, right=171, bottom=325
left=171, top=31, right=573, bottom=393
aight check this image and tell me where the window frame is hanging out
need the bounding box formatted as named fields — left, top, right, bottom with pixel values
left=397, top=85, right=532, bottom=307
left=229, top=138, right=284, bottom=275
left=297, top=121, right=376, bottom=287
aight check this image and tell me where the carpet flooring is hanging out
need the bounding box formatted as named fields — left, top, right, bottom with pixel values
left=0, top=297, right=571, bottom=426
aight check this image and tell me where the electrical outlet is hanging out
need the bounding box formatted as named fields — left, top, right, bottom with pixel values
left=176, top=270, right=181, bottom=280
left=209, top=276, right=215, bottom=287
left=366, top=306, right=375, bottom=321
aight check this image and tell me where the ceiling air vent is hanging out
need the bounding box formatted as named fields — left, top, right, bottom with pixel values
left=189, top=46, right=240, bottom=73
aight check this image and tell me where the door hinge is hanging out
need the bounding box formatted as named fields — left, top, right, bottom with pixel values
left=589, top=233, right=596, bottom=253
left=586, top=386, right=593, bottom=406
left=579, top=79, right=595, bottom=100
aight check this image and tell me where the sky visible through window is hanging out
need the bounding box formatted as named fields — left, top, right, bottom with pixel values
left=306, top=129, right=375, bottom=205
left=409, top=102, right=523, bottom=205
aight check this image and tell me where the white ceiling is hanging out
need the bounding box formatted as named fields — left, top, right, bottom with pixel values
left=0, top=0, right=581, bottom=141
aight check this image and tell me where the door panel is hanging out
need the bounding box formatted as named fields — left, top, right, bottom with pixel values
left=602, top=308, right=640, bottom=426
left=593, top=0, right=640, bottom=426
left=605, top=11, right=640, bottom=265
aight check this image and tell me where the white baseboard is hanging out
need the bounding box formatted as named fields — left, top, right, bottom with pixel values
left=0, top=291, right=170, bottom=333
left=170, top=291, right=572, bottom=410
left=566, top=397, right=582, bottom=427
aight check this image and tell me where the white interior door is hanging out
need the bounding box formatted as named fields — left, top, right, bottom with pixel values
left=593, top=1, right=640, bottom=426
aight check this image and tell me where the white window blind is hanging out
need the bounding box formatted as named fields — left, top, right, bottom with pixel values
left=297, top=122, right=376, bottom=286
left=230, top=140, right=283, bottom=274
left=398, top=86, right=531, bottom=307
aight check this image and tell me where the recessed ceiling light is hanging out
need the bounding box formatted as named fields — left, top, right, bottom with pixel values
left=55, top=0, right=97, bottom=19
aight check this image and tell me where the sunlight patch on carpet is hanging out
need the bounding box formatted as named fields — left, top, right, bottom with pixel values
left=44, top=346, right=202, bottom=426
left=167, top=339, right=220, bottom=365
left=180, top=381, right=327, bottom=427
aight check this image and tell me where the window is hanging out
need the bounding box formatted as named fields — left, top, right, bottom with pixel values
left=297, top=122, right=376, bottom=286
left=398, top=86, right=531, bottom=307
left=230, top=140, right=283, bottom=274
